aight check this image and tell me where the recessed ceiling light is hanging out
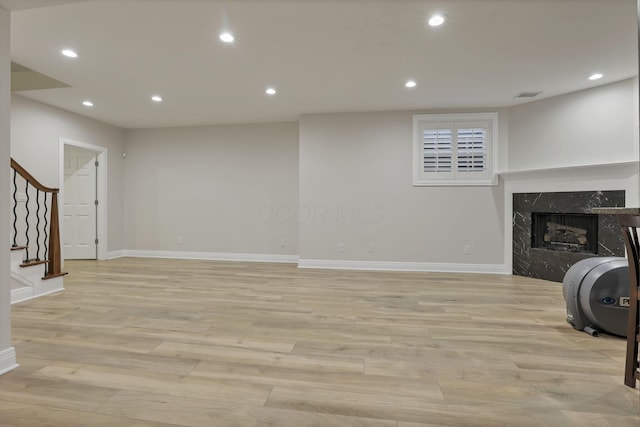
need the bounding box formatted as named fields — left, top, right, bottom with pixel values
left=219, top=32, right=234, bottom=43
left=405, top=80, right=417, bottom=88
left=588, top=73, right=604, bottom=81
left=61, top=49, right=78, bottom=58
left=265, top=87, right=277, bottom=95
left=82, top=100, right=94, bottom=107
left=151, top=95, right=163, bottom=102
left=428, top=15, right=445, bottom=27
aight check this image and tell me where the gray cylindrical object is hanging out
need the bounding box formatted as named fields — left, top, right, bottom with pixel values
left=563, top=257, right=630, bottom=337
left=583, top=326, right=599, bottom=337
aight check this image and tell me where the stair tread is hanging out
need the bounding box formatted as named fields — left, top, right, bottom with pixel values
left=10, top=246, right=27, bottom=251
left=20, top=260, right=48, bottom=267
left=43, top=272, right=68, bottom=280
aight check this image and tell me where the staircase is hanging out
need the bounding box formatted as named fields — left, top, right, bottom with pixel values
left=10, top=158, right=66, bottom=304
left=11, top=246, right=64, bottom=303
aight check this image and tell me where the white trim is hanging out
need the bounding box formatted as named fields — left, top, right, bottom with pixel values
left=103, top=250, right=507, bottom=273
left=10, top=269, right=64, bottom=304
left=107, top=250, right=127, bottom=259
left=11, top=284, right=64, bottom=305
left=10, top=285, right=32, bottom=303
left=59, top=138, right=108, bottom=261
left=115, top=250, right=299, bottom=264
left=10, top=270, right=33, bottom=288
left=498, top=160, right=639, bottom=178
left=0, top=347, right=18, bottom=375
left=413, top=112, right=499, bottom=186
left=298, top=259, right=508, bottom=274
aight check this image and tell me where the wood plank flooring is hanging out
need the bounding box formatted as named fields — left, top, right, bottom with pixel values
left=1, top=257, right=638, bottom=426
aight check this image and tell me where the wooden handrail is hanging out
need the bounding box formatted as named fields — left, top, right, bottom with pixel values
left=10, top=158, right=59, bottom=193
left=10, top=158, right=64, bottom=279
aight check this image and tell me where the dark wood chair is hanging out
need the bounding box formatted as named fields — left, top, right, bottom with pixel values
left=616, top=214, right=640, bottom=388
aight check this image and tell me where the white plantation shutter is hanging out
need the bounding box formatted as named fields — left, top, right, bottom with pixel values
left=422, top=127, right=452, bottom=173
left=413, top=113, right=497, bottom=186
left=456, top=125, right=487, bottom=173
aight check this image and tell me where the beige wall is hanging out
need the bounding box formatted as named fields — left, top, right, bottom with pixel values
left=0, top=6, right=12, bottom=355
left=298, top=111, right=506, bottom=267
left=123, top=122, right=299, bottom=256
left=10, top=95, right=126, bottom=251
left=508, top=78, right=638, bottom=171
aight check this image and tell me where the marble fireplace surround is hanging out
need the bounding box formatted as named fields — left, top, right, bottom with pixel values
left=512, top=190, right=625, bottom=282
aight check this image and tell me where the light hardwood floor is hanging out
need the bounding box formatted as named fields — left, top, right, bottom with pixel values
left=1, top=258, right=639, bottom=426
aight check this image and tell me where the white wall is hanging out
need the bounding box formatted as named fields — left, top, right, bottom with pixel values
left=504, top=77, right=640, bottom=272
left=10, top=95, right=126, bottom=251
left=298, top=111, right=506, bottom=272
left=6, top=63, right=638, bottom=276
left=508, top=78, right=638, bottom=171
left=123, top=122, right=299, bottom=259
left=0, top=6, right=17, bottom=374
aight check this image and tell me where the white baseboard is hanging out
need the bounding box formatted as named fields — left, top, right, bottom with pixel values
left=10, top=286, right=33, bottom=304
left=12, top=283, right=65, bottom=305
left=107, top=250, right=127, bottom=259
left=110, top=250, right=299, bottom=264
left=0, top=347, right=18, bottom=375
left=108, top=250, right=507, bottom=274
left=298, top=259, right=509, bottom=274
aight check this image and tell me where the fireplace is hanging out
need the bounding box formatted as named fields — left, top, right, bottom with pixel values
left=513, top=191, right=625, bottom=282
left=531, top=212, right=598, bottom=254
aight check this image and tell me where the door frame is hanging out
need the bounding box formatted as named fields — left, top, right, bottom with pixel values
left=58, top=137, right=108, bottom=261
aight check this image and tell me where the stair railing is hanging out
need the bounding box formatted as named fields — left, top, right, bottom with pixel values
left=10, top=158, right=65, bottom=279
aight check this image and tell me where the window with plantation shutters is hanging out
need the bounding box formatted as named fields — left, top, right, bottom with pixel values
left=422, top=127, right=452, bottom=173
left=413, top=113, right=498, bottom=186
left=456, top=127, right=486, bottom=172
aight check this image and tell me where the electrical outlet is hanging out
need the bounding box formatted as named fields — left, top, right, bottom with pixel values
left=337, top=243, right=344, bottom=253
left=464, top=244, right=472, bottom=255
left=368, top=244, right=374, bottom=253
left=16, top=193, right=27, bottom=202
left=280, top=238, right=287, bottom=248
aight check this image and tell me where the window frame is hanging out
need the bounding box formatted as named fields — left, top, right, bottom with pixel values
left=412, top=112, right=499, bottom=186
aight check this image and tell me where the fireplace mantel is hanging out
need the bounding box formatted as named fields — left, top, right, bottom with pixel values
left=499, top=160, right=638, bottom=180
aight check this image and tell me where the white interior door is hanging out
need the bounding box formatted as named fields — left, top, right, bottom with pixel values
left=64, top=146, right=97, bottom=259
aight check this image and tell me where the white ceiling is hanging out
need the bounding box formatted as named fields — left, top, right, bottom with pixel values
left=2, top=0, right=638, bottom=129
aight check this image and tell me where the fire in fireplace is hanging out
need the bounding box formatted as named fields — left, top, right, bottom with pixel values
left=531, top=213, right=599, bottom=254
